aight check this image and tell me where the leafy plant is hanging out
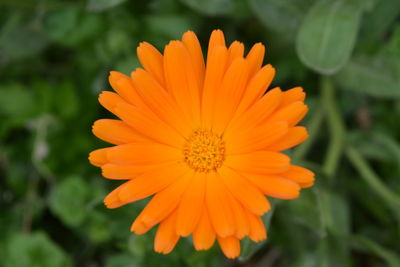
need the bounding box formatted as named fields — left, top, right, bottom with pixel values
left=0, top=0, right=399, bottom=266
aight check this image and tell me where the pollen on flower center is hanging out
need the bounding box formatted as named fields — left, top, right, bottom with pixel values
left=183, top=130, right=225, bottom=172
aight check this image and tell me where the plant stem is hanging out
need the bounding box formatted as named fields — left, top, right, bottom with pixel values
left=345, top=146, right=400, bottom=207
left=321, top=76, right=345, bottom=178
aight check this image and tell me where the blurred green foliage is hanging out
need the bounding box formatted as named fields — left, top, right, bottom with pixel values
left=0, top=0, right=399, bottom=266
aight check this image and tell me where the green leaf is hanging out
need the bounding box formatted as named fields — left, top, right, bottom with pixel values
left=318, top=190, right=350, bottom=237
left=0, top=21, right=48, bottom=63
left=359, top=0, right=400, bottom=44
left=87, top=0, right=128, bottom=12
left=350, top=131, right=400, bottom=166
left=5, top=232, right=70, bottom=267
left=145, top=14, right=194, bottom=41
left=296, top=0, right=362, bottom=74
left=87, top=211, right=112, bottom=244
left=351, top=235, right=400, bottom=267
left=180, top=0, right=234, bottom=16
left=127, top=234, right=151, bottom=258
left=44, top=6, right=80, bottom=43
left=105, top=253, right=140, bottom=267
left=249, top=0, right=313, bottom=37
left=49, top=176, right=90, bottom=227
left=0, top=83, right=35, bottom=118
left=317, top=235, right=350, bottom=267
left=54, top=81, right=79, bottom=119
left=334, top=54, right=400, bottom=98
left=282, top=189, right=322, bottom=233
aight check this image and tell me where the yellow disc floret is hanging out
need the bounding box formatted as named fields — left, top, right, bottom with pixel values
left=183, top=130, right=225, bottom=172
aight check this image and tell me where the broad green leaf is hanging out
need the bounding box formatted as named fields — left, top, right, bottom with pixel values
left=335, top=54, right=400, bottom=98
left=249, top=0, right=313, bottom=37
left=296, top=0, right=362, bottom=74
left=359, top=0, right=400, bottom=44
left=87, top=0, right=128, bottom=12
left=180, top=0, right=234, bottom=16
left=5, top=232, right=70, bottom=267
left=49, top=176, right=90, bottom=227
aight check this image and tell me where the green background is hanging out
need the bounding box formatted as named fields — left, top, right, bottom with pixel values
left=1, top=0, right=399, bottom=266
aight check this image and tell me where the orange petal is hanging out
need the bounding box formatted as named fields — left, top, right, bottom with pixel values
left=218, top=166, right=270, bottom=216
left=92, top=119, right=146, bottom=145
left=279, top=87, right=305, bottom=108
left=246, top=43, right=265, bottom=77
left=109, top=71, right=144, bottom=106
left=106, top=143, right=181, bottom=165
left=213, top=57, right=250, bottom=135
left=131, top=68, right=192, bottom=137
left=226, top=192, right=250, bottom=239
left=201, top=45, right=229, bottom=129
left=235, top=64, right=275, bottom=117
left=130, top=217, right=152, bottom=235
left=117, top=163, right=188, bottom=203
left=164, top=41, right=201, bottom=127
left=243, top=173, right=300, bottom=199
left=104, top=183, right=127, bottom=209
left=89, top=147, right=110, bottom=167
left=182, top=31, right=205, bottom=89
left=208, top=29, right=226, bottom=52
left=131, top=171, right=193, bottom=233
left=281, top=165, right=315, bottom=188
left=101, top=163, right=168, bottom=180
left=137, top=42, right=165, bottom=87
left=266, top=101, right=308, bottom=127
left=228, top=41, right=244, bottom=65
left=206, top=172, right=235, bottom=237
left=98, top=91, right=126, bottom=114
left=217, top=235, right=240, bottom=259
left=245, top=211, right=267, bottom=242
left=226, top=121, right=289, bottom=155
left=154, top=210, right=180, bottom=254
left=114, top=101, right=185, bottom=148
left=176, top=172, right=206, bottom=236
left=225, top=151, right=290, bottom=175
left=265, top=126, right=309, bottom=151
left=193, top=208, right=216, bottom=250
left=225, top=87, right=282, bottom=138
left=300, top=181, right=314, bottom=188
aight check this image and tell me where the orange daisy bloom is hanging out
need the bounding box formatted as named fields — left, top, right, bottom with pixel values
left=89, top=30, right=314, bottom=258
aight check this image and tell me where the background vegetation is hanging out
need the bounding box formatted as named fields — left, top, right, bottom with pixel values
left=1, top=0, right=399, bottom=266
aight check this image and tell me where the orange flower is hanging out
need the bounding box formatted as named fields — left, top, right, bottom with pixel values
left=89, top=30, right=314, bottom=258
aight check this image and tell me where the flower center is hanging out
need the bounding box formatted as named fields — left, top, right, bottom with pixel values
left=183, top=130, right=225, bottom=172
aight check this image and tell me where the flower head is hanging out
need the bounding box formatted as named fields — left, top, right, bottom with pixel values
left=89, top=30, right=315, bottom=258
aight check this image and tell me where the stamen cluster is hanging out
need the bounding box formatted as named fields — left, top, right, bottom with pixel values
left=183, top=130, right=225, bottom=172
